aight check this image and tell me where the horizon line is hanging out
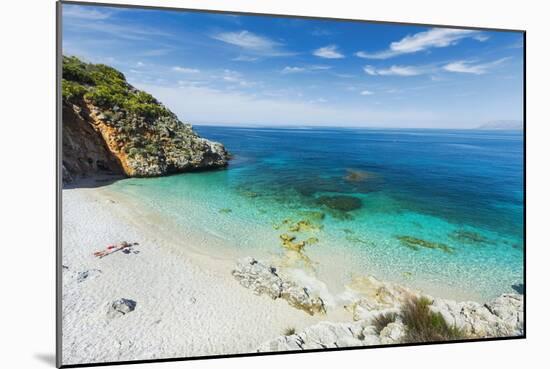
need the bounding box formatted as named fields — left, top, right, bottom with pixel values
left=192, top=123, right=524, bottom=131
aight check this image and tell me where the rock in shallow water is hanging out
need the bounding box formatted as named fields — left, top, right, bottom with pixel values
left=316, top=195, right=362, bottom=212
left=232, top=257, right=326, bottom=315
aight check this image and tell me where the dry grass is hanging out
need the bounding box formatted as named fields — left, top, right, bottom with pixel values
left=401, top=297, right=466, bottom=343
left=283, top=327, right=296, bottom=336
left=372, top=312, right=397, bottom=334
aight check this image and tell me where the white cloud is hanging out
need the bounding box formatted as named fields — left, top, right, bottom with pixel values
left=356, top=28, right=485, bottom=59
left=473, top=34, right=490, bottom=42
left=360, top=90, right=374, bottom=95
left=136, top=83, right=439, bottom=127
left=172, top=66, right=200, bottom=73
left=63, top=5, right=112, bottom=20
left=443, top=58, right=509, bottom=75
left=310, top=65, right=332, bottom=70
left=139, top=48, right=173, bottom=56
left=64, top=11, right=172, bottom=41
left=363, top=65, right=426, bottom=76
left=211, top=30, right=290, bottom=56
left=282, top=66, right=306, bottom=74
left=221, top=69, right=242, bottom=82
left=232, top=55, right=258, bottom=62
left=311, top=28, right=333, bottom=36
left=281, top=65, right=332, bottom=74
left=220, top=70, right=256, bottom=87
left=177, top=80, right=209, bottom=88
left=313, top=45, right=344, bottom=59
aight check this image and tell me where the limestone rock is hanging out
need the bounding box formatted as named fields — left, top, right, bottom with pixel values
left=232, top=257, right=326, bottom=315
left=430, top=293, right=524, bottom=337
left=257, top=321, right=366, bottom=352
left=379, top=321, right=405, bottom=344
left=346, top=275, right=418, bottom=321
left=484, top=294, right=524, bottom=334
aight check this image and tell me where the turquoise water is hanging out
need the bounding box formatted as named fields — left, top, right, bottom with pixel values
left=110, top=126, right=524, bottom=302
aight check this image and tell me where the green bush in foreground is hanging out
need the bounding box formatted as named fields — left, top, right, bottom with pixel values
left=401, top=297, right=466, bottom=343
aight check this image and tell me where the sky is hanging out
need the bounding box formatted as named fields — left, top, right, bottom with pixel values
left=62, top=3, right=524, bottom=128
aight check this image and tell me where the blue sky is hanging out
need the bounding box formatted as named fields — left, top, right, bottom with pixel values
left=62, top=3, right=524, bottom=128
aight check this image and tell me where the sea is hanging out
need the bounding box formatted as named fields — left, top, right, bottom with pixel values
left=109, top=126, right=524, bottom=302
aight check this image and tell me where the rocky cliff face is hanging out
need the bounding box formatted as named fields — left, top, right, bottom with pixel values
left=61, top=56, right=229, bottom=183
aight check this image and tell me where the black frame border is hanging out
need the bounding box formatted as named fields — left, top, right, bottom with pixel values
left=56, top=1, right=527, bottom=367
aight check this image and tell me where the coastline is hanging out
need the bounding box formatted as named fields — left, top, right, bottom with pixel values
left=61, top=184, right=328, bottom=365
left=62, top=180, right=523, bottom=364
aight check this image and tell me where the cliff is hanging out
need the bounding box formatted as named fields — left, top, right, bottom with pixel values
left=61, top=56, right=229, bottom=183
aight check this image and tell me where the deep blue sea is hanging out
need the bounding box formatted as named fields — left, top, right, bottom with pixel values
left=110, top=126, right=524, bottom=301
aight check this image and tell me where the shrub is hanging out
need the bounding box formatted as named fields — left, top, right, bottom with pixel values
left=283, top=327, right=296, bottom=336
left=145, top=143, right=160, bottom=155
left=85, top=85, right=125, bottom=108
left=372, top=312, right=397, bottom=334
left=61, top=79, right=87, bottom=102
left=128, top=147, right=139, bottom=158
left=61, top=55, right=189, bottom=154
left=62, top=56, right=94, bottom=84
left=401, top=297, right=466, bottom=343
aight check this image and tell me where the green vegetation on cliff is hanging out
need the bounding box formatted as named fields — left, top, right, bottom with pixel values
left=61, top=56, right=228, bottom=179
left=62, top=56, right=171, bottom=120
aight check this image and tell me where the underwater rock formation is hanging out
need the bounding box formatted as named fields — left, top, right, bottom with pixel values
left=396, top=235, right=454, bottom=253
left=316, top=195, right=362, bottom=212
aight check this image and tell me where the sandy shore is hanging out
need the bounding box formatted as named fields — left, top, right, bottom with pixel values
left=61, top=185, right=343, bottom=365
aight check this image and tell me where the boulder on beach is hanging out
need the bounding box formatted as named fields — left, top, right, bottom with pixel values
left=232, top=257, right=326, bottom=316
left=107, top=298, right=137, bottom=318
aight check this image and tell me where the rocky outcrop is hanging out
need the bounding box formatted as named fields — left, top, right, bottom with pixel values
left=232, top=257, right=326, bottom=316
left=430, top=294, right=524, bottom=337
left=61, top=56, right=229, bottom=183
left=345, top=275, right=419, bottom=321
left=258, top=292, right=523, bottom=352
left=258, top=321, right=370, bottom=351
left=242, top=257, right=524, bottom=352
